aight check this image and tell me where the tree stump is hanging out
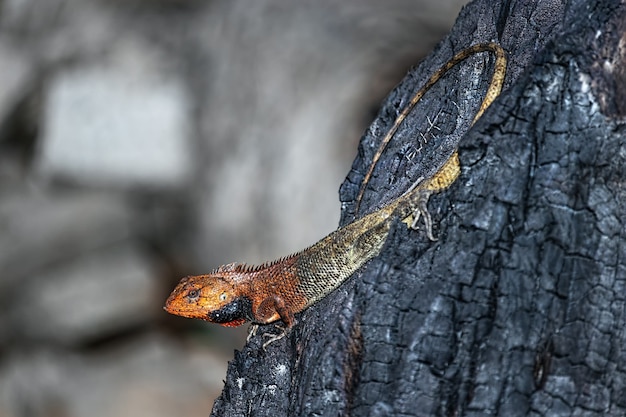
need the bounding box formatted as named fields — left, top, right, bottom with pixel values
left=211, top=0, right=626, bottom=415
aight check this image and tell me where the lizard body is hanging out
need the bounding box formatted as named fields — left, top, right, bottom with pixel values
left=164, top=199, right=403, bottom=327
left=164, top=42, right=506, bottom=331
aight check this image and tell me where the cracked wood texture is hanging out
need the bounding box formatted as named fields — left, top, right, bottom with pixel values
left=211, top=0, right=626, bottom=416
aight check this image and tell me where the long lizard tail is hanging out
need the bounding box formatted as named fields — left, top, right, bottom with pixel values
left=354, top=42, right=507, bottom=214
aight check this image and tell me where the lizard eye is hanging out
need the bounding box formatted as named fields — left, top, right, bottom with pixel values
left=219, top=293, right=227, bottom=302
left=187, top=289, right=199, bottom=300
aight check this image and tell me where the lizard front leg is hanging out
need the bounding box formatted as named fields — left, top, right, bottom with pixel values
left=253, top=296, right=296, bottom=348
left=255, top=295, right=295, bottom=327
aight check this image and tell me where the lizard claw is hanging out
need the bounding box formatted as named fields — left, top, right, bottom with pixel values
left=261, top=324, right=289, bottom=350
left=409, top=190, right=438, bottom=241
left=246, top=324, right=259, bottom=342
left=247, top=323, right=290, bottom=349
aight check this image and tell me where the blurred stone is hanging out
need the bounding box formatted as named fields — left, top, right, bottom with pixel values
left=0, top=348, right=66, bottom=417
left=0, top=0, right=65, bottom=34
left=0, top=153, right=28, bottom=187
left=37, top=38, right=192, bottom=188
left=0, top=189, right=134, bottom=288
left=0, top=334, right=227, bottom=417
left=6, top=242, right=160, bottom=345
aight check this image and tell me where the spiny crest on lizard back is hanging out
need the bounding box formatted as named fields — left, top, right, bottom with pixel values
left=212, top=251, right=303, bottom=275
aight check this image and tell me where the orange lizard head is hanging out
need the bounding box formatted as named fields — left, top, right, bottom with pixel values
left=164, top=266, right=253, bottom=327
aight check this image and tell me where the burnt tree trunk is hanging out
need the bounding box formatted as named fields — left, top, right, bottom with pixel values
left=211, top=0, right=626, bottom=416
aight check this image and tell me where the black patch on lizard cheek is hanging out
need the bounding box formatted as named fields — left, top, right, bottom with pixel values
left=209, top=296, right=253, bottom=324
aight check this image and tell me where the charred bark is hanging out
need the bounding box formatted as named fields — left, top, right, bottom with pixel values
left=212, top=0, right=626, bottom=415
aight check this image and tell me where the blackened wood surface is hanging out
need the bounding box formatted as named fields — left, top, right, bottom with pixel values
left=211, top=0, right=626, bottom=416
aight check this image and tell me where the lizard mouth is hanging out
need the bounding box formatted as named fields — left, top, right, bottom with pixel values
left=163, top=293, right=203, bottom=318
left=163, top=291, right=183, bottom=314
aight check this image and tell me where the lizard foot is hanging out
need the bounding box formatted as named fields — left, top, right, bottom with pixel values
left=246, top=324, right=259, bottom=342
left=261, top=324, right=289, bottom=350
left=410, top=190, right=437, bottom=241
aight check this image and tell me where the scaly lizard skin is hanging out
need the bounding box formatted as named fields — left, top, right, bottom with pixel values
left=164, top=43, right=507, bottom=336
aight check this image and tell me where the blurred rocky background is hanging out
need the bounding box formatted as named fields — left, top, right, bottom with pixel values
left=0, top=0, right=467, bottom=415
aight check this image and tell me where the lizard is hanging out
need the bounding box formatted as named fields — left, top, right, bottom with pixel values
left=164, top=42, right=507, bottom=346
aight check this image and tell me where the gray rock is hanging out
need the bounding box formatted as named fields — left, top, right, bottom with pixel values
left=6, top=242, right=160, bottom=345
left=0, top=190, right=134, bottom=288
left=37, top=38, right=192, bottom=188
left=0, top=334, right=228, bottom=417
